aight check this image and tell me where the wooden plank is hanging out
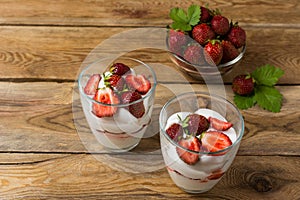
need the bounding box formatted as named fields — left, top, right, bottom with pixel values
left=0, top=153, right=299, bottom=199
left=0, top=26, right=298, bottom=84
left=0, top=0, right=299, bottom=26
left=0, top=82, right=299, bottom=155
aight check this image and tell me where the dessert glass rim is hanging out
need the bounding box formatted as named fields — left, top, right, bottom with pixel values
left=159, top=91, right=245, bottom=155
left=78, top=56, right=157, bottom=107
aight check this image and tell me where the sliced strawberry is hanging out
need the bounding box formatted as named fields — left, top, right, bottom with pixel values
left=84, top=74, right=101, bottom=95
left=166, top=123, right=183, bottom=141
left=209, top=117, right=233, bottom=131
left=200, top=131, right=232, bottom=155
left=92, top=87, right=119, bottom=118
left=207, top=169, right=224, bottom=180
left=176, top=137, right=201, bottom=165
left=125, top=74, right=151, bottom=95
left=121, top=91, right=145, bottom=118
left=106, top=74, right=125, bottom=91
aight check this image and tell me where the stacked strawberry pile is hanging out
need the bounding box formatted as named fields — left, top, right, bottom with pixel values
left=83, top=63, right=151, bottom=118
left=168, top=5, right=246, bottom=66
left=166, top=114, right=233, bottom=165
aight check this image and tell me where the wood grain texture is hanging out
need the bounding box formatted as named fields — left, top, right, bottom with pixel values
left=0, top=0, right=299, bottom=26
left=0, top=27, right=299, bottom=84
left=0, top=1, right=299, bottom=198
left=0, top=82, right=299, bottom=155
left=0, top=153, right=299, bottom=199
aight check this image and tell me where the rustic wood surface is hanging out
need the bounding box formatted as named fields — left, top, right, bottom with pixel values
left=0, top=0, right=299, bottom=199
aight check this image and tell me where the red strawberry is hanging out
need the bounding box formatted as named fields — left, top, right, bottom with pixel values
left=92, top=87, right=120, bottom=118
left=125, top=74, right=151, bottom=95
left=110, top=63, right=130, bottom=76
left=226, top=23, right=246, bottom=48
left=121, top=91, right=145, bottom=118
left=185, top=114, right=209, bottom=136
left=208, top=117, right=233, bottom=131
left=221, top=40, right=240, bottom=63
left=176, top=137, right=201, bottom=165
left=168, top=29, right=187, bottom=56
left=166, top=123, right=183, bottom=141
left=200, top=6, right=211, bottom=23
left=84, top=74, right=101, bottom=95
left=211, top=15, right=230, bottom=35
left=232, top=74, right=255, bottom=96
left=106, top=74, right=125, bottom=91
left=192, top=24, right=215, bottom=46
left=183, top=44, right=205, bottom=65
left=204, top=40, right=223, bottom=65
left=200, top=131, right=232, bottom=155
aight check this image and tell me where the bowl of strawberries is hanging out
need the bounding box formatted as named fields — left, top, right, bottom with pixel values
left=167, top=5, right=246, bottom=80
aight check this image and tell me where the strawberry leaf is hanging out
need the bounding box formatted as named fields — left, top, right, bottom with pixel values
left=170, top=8, right=189, bottom=30
left=251, top=64, right=284, bottom=86
left=234, top=94, right=256, bottom=110
left=254, top=85, right=283, bottom=113
left=169, top=5, right=200, bottom=31
left=171, top=21, right=192, bottom=32
left=187, top=5, right=201, bottom=26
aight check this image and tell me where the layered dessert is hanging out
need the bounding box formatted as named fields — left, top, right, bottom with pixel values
left=161, top=108, right=239, bottom=192
left=80, top=62, right=155, bottom=151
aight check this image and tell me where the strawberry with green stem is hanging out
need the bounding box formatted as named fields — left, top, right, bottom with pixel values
left=226, top=22, right=246, bottom=48
left=204, top=40, right=223, bottom=65
left=233, top=64, right=284, bottom=112
left=211, top=14, right=230, bottom=36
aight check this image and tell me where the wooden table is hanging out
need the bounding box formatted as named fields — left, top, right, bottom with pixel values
left=0, top=0, right=299, bottom=199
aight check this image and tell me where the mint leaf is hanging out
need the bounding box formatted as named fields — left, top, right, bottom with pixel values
left=251, top=64, right=284, bottom=86
left=254, top=85, right=283, bottom=112
left=187, top=5, right=200, bottom=26
left=234, top=94, right=256, bottom=110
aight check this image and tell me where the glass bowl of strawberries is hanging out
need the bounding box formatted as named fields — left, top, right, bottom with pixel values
left=166, top=5, right=246, bottom=80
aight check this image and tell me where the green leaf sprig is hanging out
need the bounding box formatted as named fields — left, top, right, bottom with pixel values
left=169, top=5, right=201, bottom=31
left=234, top=64, right=284, bottom=112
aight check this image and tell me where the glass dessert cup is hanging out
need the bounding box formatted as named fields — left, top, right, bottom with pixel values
left=78, top=57, right=157, bottom=152
left=159, top=92, right=244, bottom=193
